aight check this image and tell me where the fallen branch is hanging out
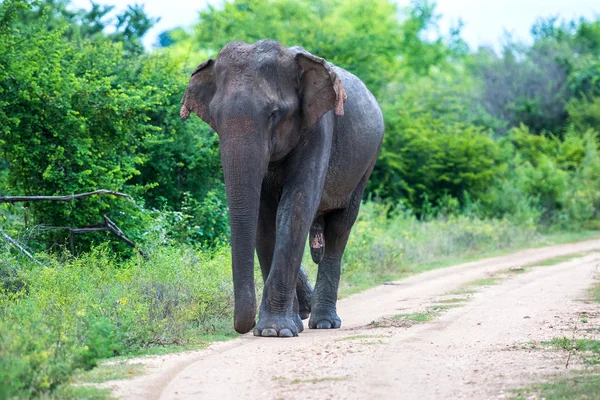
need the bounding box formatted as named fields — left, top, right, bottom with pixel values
left=0, top=226, right=42, bottom=265
left=0, top=189, right=129, bottom=204
left=41, top=215, right=145, bottom=257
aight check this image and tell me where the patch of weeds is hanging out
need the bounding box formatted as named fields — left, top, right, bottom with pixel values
left=471, top=277, right=501, bottom=286
left=435, top=297, right=469, bottom=304
left=393, top=311, right=439, bottom=322
left=367, top=317, right=415, bottom=329
left=461, top=277, right=501, bottom=289
left=49, top=385, right=113, bottom=400
left=512, top=374, right=600, bottom=400
left=74, top=363, right=145, bottom=384
left=526, top=252, right=589, bottom=267
left=290, top=377, right=348, bottom=385
left=545, top=338, right=600, bottom=365
left=335, top=334, right=389, bottom=342
left=429, top=305, right=461, bottom=312
left=449, top=288, right=477, bottom=295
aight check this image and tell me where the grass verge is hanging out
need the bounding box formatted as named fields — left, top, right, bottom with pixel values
left=73, top=363, right=145, bottom=384
left=512, top=276, right=600, bottom=398
left=512, top=375, right=600, bottom=400
left=525, top=252, right=590, bottom=267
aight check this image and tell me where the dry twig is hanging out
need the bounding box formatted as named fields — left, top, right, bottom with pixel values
left=0, top=189, right=129, bottom=204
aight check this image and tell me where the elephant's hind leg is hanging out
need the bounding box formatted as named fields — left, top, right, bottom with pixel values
left=309, top=170, right=371, bottom=329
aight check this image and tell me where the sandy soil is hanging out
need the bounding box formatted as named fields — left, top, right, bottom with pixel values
left=101, top=239, right=600, bottom=400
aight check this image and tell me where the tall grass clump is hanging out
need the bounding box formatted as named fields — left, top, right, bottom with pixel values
left=336, top=202, right=541, bottom=293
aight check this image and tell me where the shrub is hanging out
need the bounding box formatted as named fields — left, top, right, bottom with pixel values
left=0, top=244, right=234, bottom=398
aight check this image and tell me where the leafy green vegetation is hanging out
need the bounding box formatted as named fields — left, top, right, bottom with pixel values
left=0, top=245, right=236, bottom=398
left=1, top=0, right=600, bottom=398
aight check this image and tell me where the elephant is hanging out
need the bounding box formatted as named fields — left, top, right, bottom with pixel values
left=180, top=39, right=384, bottom=337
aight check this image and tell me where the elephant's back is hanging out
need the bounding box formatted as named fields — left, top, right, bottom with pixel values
left=334, top=66, right=384, bottom=143
left=318, top=67, right=384, bottom=212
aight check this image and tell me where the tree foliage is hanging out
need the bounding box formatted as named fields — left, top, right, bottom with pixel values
left=1, top=0, right=600, bottom=256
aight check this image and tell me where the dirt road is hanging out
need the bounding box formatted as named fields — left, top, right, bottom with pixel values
left=103, top=240, right=600, bottom=399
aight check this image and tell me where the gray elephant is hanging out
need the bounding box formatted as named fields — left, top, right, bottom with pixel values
left=180, top=40, right=384, bottom=337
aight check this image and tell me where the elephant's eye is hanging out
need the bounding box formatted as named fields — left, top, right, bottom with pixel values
left=269, top=108, right=279, bottom=122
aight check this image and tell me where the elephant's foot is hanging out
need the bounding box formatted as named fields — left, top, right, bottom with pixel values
left=308, top=307, right=341, bottom=329
left=253, top=311, right=304, bottom=338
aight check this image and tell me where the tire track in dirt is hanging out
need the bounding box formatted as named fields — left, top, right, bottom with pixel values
left=102, top=239, right=600, bottom=400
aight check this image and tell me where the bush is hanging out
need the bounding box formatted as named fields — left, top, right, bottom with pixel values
left=335, top=201, right=540, bottom=293
left=0, top=244, right=234, bottom=398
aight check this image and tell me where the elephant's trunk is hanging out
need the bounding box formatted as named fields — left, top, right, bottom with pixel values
left=220, top=135, right=267, bottom=334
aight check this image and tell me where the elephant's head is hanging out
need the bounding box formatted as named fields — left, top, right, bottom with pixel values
left=180, top=40, right=346, bottom=334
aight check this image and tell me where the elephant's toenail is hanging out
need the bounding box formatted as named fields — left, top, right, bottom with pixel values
left=279, top=328, right=294, bottom=337
left=253, top=328, right=261, bottom=336
left=261, top=328, right=278, bottom=337
left=316, top=321, right=332, bottom=329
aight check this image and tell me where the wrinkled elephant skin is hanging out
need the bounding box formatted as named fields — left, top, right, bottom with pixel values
left=181, top=40, right=384, bottom=337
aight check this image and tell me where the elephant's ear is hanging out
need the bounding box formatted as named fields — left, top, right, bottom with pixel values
left=293, top=49, right=347, bottom=131
left=180, top=59, right=216, bottom=129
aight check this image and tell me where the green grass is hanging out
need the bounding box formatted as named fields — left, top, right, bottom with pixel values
left=462, top=277, right=502, bottom=288
left=393, top=311, right=439, bottom=322
left=332, top=220, right=600, bottom=298
left=512, top=375, right=600, bottom=399
left=525, top=252, right=590, bottom=267
left=74, top=363, right=145, bottom=384
left=544, top=338, right=600, bottom=365
left=47, top=386, right=113, bottom=400
left=430, top=304, right=462, bottom=311
left=514, top=277, right=600, bottom=398
left=2, top=201, right=599, bottom=399
left=449, top=288, right=478, bottom=295
left=435, top=297, right=469, bottom=304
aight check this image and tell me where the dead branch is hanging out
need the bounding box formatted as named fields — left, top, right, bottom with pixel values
left=0, top=226, right=42, bottom=265
left=41, top=215, right=145, bottom=257
left=0, top=189, right=129, bottom=204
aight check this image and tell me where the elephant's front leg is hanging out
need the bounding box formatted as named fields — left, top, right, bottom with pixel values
left=254, top=189, right=320, bottom=337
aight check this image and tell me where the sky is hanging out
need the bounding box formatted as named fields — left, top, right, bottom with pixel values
left=70, top=0, right=599, bottom=50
